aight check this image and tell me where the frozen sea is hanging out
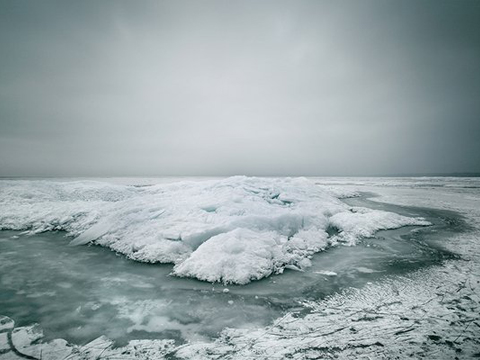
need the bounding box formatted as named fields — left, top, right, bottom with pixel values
left=0, top=176, right=479, bottom=359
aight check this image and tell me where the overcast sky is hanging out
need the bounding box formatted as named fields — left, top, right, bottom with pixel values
left=1, top=0, right=479, bottom=177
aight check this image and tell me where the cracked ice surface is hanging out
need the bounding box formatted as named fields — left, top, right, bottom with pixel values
left=0, top=177, right=428, bottom=284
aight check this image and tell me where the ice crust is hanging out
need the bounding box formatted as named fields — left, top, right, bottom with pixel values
left=0, top=177, right=430, bottom=284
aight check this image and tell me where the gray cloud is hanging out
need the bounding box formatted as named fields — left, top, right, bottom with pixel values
left=1, top=0, right=479, bottom=176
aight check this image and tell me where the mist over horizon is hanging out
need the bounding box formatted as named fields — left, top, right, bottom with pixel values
left=1, top=0, right=479, bottom=177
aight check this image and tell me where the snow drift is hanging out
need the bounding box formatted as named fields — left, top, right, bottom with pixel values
left=0, top=177, right=430, bottom=284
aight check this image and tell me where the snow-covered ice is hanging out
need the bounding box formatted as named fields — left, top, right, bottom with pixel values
left=0, top=177, right=429, bottom=284
left=1, top=177, right=479, bottom=359
left=329, top=206, right=430, bottom=244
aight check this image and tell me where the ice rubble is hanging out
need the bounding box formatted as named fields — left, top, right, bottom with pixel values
left=0, top=177, right=430, bottom=284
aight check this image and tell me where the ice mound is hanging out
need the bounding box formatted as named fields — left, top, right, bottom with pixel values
left=0, top=177, right=430, bottom=284
left=173, top=228, right=326, bottom=284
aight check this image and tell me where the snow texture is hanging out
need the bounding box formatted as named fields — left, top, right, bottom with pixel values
left=0, top=177, right=429, bottom=284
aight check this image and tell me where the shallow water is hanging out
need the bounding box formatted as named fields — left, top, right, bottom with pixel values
left=0, top=196, right=465, bottom=347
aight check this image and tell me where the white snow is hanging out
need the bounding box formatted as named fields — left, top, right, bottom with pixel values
left=0, top=176, right=429, bottom=284
left=329, top=206, right=431, bottom=244
left=1, top=177, right=479, bottom=359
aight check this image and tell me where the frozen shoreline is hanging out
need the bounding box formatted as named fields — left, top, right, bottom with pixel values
left=1, top=177, right=479, bottom=359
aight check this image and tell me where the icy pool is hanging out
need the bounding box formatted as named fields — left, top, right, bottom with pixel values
left=0, top=195, right=463, bottom=347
